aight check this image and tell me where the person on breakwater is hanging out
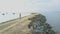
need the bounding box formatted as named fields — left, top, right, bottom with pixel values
left=19, top=13, right=21, bottom=19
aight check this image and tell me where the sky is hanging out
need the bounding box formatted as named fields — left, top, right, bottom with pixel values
left=0, top=0, right=60, bottom=22
left=0, top=0, right=60, bottom=12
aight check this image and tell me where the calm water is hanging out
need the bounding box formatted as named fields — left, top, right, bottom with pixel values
left=0, top=12, right=30, bottom=23
left=40, top=11, right=60, bottom=34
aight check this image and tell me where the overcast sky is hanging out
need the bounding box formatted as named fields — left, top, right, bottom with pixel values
left=0, top=0, right=60, bottom=22
left=0, top=0, right=60, bottom=12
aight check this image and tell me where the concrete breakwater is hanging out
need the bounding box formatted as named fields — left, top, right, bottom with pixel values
left=0, top=13, right=56, bottom=34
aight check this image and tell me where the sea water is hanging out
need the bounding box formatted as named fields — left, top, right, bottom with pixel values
left=40, top=11, right=60, bottom=34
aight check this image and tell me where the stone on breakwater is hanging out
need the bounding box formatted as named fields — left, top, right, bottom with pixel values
left=0, top=13, right=56, bottom=34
